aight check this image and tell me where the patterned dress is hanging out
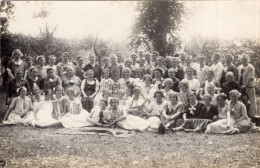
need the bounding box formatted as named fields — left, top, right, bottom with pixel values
left=82, top=79, right=97, bottom=112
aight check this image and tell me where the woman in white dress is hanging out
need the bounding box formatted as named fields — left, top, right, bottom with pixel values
left=141, top=74, right=157, bottom=102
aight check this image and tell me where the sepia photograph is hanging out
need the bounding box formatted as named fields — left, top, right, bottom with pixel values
left=0, top=0, right=260, bottom=167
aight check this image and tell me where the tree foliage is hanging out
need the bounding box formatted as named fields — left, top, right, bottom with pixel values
left=0, top=1, right=15, bottom=35
left=130, top=0, right=185, bottom=56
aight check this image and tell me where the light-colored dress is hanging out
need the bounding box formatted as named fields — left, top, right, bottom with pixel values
left=181, top=78, right=200, bottom=92
left=146, top=100, right=167, bottom=129
left=242, top=64, right=258, bottom=117
left=117, top=97, right=150, bottom=131
left=32, top=100, right=59, bottom=127
left=59, top=98, right=92, bottom=128
left=4, top=97, right=33, bottom=124
left=162, top=89, right=176, bottom=101
left=196, top=65, right=209, bottom=84
left=141, top=84, right=157, bottom=102
left=52, top=96, right=66, bottom=120
left=209, top=62, right=224, bottom=83
left=117, top=77, right=135, bottom=97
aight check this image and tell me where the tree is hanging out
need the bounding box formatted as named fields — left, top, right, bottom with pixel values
left=0, top=1, right=15, bottom=35
left=130, top=0, right=185, bottom=56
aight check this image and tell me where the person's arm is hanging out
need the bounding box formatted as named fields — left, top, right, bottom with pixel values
left=3, top=98, right=17, bottom=121
left=81, top=79, right=87, bottom=97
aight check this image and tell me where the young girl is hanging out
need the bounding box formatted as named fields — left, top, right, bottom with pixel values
left=32, top=89, right=60, bottom=127
left=59, top=88, right=91, bottom=128
left=52, top=85, right=66, bottom=120
left=103, top=98, right=127, bottom=128
left=81, top=69, right=100, bottom=112
left=3, top=87, right=33, bottom=125
left=86, top=99, right=109, bottom=126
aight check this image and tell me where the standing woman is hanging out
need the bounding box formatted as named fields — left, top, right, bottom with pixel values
left=46, top=55, right=58, bottom=76
left=35, top=56, right=47, bottom=79
left=7, top=49, right=27, bottom=80
left=124, top=58, right=136, bottom=78
left=170, top=57, right=184, bottom=80
left=152, top=68, right=164, bottom=90
left=75, top=56, right=84, bottom=80
left=109, top=54, right=122, bottom=82
left=27, top=67, right=43, bottom=92
left=209, top=53, right=224, bottom=84
left=240, top=54, right=258, bottom=117
left=222, top=54, right=238, bottom=83
left=155, top=56, right=167, bottom=75
left=81, top=69, right=100, bottom=112
left=62, top=65, right=81, bottom=96
left=83, top=53, right=102, bottom=82
left=181, top=68, right=200, bottom=93
left=24, top=56, right=34, bottom=80
left=167, top=68, right=180, bottom=92
left=3, top=87, right=33, bottom=124
left=196, top=55, right=209, bottom=84
left=57, top=52, right=74, bottom=78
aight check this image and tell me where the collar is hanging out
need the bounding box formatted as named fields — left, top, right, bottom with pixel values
left=12, top=59, right=22, bottom=65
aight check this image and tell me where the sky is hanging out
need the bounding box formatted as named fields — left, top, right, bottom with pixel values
left=7, top=1, right=260, bottom=44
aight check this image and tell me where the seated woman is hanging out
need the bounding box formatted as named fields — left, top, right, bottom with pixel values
left=110, top=82, right=120, bottom=97
left=35, top=56, right=48, bottom=79
left=81, top=69, right=100, bottom=112
left=27, top=67, right=43, bottom=92
left=59, top=88, right=92, bottom=128
left=200, top=70, right=221, bottom=95
left=200, top=83, right=218, bottom=105
left=30, top=85, right=44, bottom=112
left=141, top=74, right=157, bottom=102
left=42, top=68, right=62, bottom=93
left=3, top=87, right=33, bottom=125
left=167, top=68, right=180, bottom=92
left=145, top=91, right=167, bottom=132
left=7, top=49, right=26, bottom=80
left=117, top=87, right=150, bottom=132
left=52, top=85, right=66, bottom=120
left=134, top=67, right=146, bottom=88
left=31, top=89, right=60, bottom=127
left=160, top=92, right=184, bottom=131
left=86, top=99, right=109, bottom=127
left=222, top=72, right=240, bottom=99
left=117, top=68, right=135, bottom=97
left=116, top=89, right=128, bottom=108
left=94, top=89, right=111, bottom=107
left=102, top=98, right=127, bottom=128
left=200, top=94, right=218, bottom=120
left=162, top=78, right=176, bottom=101
left=62, top=65, right=82, bottom=96
left=172, top=91, right=213, bottom=133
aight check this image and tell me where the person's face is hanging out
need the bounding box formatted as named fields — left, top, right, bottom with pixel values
left=185, top=57, right=191, bottom=65
left=139, top=50, right=144, bottom=57
left=157, top=58, right=163, bottom=64
left=217, top=97, right=225, bottom=106
left=212, top=55, right=219, bottom=64
left=133, top=90, right=140, bottom=98
left=46, top=92, right=52, bottom=100
left=154, top=70, right=161, bottom=78
left=144, top=77, right=151, bottom=85
left=186, top=69, right=193, bottom=77
left=225, top=56, right=232, bottom=64
left=168, top=70, right=175, bottom=78
left=31, top=69, right=38, bottom=78
left=103, top=59, right=109, bottom=65
left=49, top=58, right=55, bottom=64
left=67, top=91, right=74, bottom=98
left=78, top=58, right=83, bottom=65
left=56, top=87, right=63, bottom=96
left=89, top=55, right=95, bottom=63
left=187, top=93, right=196, bottom=102
left=113, top=84, right=119, bottom=91
left=169, top=94, right=177, bottom=103
left=138, top=70, right=145, bottom=78
left=13, top=53, right=20, bottom=60
left=103, top=92, right=110, bottom=99
left=103, top=71, right=110, bottom=79
left=207, top=86, right=215, bottom=95
left=62, top=54, right=69, bottom=62
left=111, top=57, right=116, bottom=64
left=138, top=60, right=145, bottom=67
left=180, top=55, right=185, bottom=62
left=226, top=75, right=234, bottom=82
left=123, top=70, right=130, bottom=78
left=203, top=97, right=211, bottom=105
left=33, top=88, right=39, bottom=95
left=155, top=93, right=163, bottom=102
left=241, top=56, right=248, bottom=65
left=165, top=81, right=172, bottom=89
left=38, top=58, right=45, bottom=66
left=100, top=101, right=107, bottom=109
left=15, top=72, right=22, bottom=80
left=206, top=72, right=214, bottom=80
left=110, top=100, right=118, bottom=109
left=87, top=71, right=94, bottom=79
left=47, top=70, right=54, bottom=78
left=117, top=91, right=124, bottom=98
left=145, top=55, right=151, bottom=62
left=165, top=59, right=171, bottom=66
left=199, top=57, right=205, bottom=64
left=19, top=89, right=26, bottom=97
left=152, top=54, right=157, bottom=61
left=27, top=59, right=33, bottom=66
left=131, top=56, right=137, bottom=62
left=125, top=60, right=132, bottom=67
left=229, top=93, right=238, bottom=102
left=172, top=59, right=178, bottom=67
left=67, top=68, right=74, bottom=77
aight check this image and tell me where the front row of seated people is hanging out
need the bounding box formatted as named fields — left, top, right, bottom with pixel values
left=3, top=83, right=254, bottom=134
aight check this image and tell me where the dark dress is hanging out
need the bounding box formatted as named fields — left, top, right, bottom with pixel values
left=171, top=78, right=180, bottom=92
left=83, top=63, right=102, bottom=82
left=82, top=79, right=96, bottom=112
left=200, top=105, right=218, bottom=120
left=6, top=78, right=31, bottom=99
left=221, top=64, right=238, bottom=83
left=27, top=77, right=44, bottom=92
left=7, top=60, right=27, bottom=78
left=42, top=76, right=62, bottom=92
left=222, top=81, right=240, bottom=99
left=75, top=66, right=84, bottom=80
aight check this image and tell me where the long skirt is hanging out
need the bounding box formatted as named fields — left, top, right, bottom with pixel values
left=206, top=119, right=236, bottom=134
left=82, top=97, right=94, bottom=112
left=246, top=88, right=258, bottom=117
left=182, top=119, right=213, bottom=130
left=117, top=115, right=150, bottom=132
left=146, top=116, right=161, bottom=129
left=4, top=112, right=34, bottom=125
left=60, top=110, right=95, bottom=128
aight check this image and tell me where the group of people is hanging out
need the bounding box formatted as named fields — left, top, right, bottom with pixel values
left=2, top=48, right=259, bottom=134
